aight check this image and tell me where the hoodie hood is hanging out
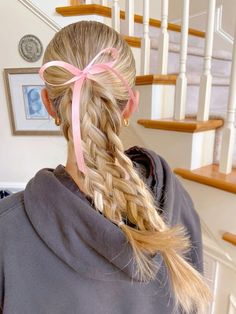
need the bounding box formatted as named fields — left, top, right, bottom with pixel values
left=23, top=146, right=180, bottom=282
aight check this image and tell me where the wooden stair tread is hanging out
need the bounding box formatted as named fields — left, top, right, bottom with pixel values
left=137, top=118, right=223, bottom=133
left=174, top=165, right=236, bottom=194
left=222, top=232, right=236, bottom=246
left=56, top=4, right=205, bottom=38
left=136, top=74, right=177, bottom=85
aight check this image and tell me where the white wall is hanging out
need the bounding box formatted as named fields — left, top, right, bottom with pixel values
left=28, top=0, right=104, bottom=28
left=0, top=0, right=67, bottom=184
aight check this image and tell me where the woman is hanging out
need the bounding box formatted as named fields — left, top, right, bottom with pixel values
left=0, top=21, right=211, bottom=313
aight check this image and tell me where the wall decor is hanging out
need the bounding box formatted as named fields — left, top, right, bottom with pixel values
left=4, top=68, right=61, bottom=136
left=18, top=35, right=43, bottom=62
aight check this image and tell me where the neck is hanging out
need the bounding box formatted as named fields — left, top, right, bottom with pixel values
left=65, top=145, right=85, bottom=193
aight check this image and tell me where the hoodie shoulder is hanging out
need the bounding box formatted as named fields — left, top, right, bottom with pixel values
left=0, top=192, right=24, bottom=219
left=0, top=192, right=25, bottom=311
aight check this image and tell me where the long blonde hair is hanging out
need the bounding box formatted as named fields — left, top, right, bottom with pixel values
left=43, top=21, right=211, bottom=312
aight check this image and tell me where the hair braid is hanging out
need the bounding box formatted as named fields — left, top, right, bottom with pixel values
left=42, top=21, right=211, bottom=313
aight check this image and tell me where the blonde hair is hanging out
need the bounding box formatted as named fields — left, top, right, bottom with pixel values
left=43, top=21, right=211, bottom=312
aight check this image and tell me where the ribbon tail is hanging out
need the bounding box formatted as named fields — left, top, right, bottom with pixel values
left=72, top=78, right=87, bottom=174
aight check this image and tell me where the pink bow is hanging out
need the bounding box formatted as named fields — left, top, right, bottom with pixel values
left=39, top=47, right=138, bottom=174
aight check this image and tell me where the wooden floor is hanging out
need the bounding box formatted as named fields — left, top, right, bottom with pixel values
left=174, top=164, right=236, bottom=194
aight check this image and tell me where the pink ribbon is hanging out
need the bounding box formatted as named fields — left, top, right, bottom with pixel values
left=39, top=47, right=138, bottom=174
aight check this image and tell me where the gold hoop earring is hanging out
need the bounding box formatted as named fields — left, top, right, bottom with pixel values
left=123, top=119, right=129, bottom=127
left=55, top=116, right=61, bottom=126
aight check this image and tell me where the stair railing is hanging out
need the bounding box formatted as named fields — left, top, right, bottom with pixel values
left=157, top=0, right=169, bottom=74
left=219, top=22, right=236, bottom=174
left=73, top=0, right=236, bottom=175
left=174, top=0, right=189, bottom=120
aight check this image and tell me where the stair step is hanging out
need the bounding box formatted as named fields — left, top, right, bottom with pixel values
left=174, top=165, right=236, bottom=194
left=137, top=118, right=223, bottom=133
left=55, top=4, right=205, bottom=38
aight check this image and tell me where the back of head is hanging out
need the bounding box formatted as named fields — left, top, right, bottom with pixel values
left=42, top=21, right=211, bottom=313
left=43, top=21, right=135, bottom=139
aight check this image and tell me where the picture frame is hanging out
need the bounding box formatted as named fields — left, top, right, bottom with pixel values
left=4, top=67, right=61, bottom=135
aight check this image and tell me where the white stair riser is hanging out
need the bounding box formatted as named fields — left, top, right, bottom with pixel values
left=120, top=122, right=215, bottom=170
left=135, top=84, right=175, bottom=119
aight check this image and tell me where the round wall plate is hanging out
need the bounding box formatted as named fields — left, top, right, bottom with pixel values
left=18, top=34, right=43, bottom=63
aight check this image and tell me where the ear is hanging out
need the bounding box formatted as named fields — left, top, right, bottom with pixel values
left=122, top=90, right=139, bottom=120
left=41, top=88, right=57, bottom=118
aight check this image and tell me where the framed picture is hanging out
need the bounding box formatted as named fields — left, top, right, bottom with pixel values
left=4, top=68, right=61, bottom=135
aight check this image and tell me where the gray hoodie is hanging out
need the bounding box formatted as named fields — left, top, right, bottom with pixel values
left=0, top=146, right=203, bottom=314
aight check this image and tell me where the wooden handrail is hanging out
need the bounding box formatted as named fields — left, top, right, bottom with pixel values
left=56, top=4, right=205, bottom=38
left=222, top=232, right=236, bottom=246
left=135, top=74, right=177, bottom=85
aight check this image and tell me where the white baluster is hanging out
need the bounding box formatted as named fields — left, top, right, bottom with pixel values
left=84, top=0, right=92, bottom=4
left=174, top=0, right=189, bottom=120
left=70, top=0, right=78, bottom=5
left=112, top=0, right=120, bottom=32
left=197, top=0, right=216, bottom=121
left=141, top=0, right=150, bottom=75
left=100, top=0, right=108, bottom=5
left=124, top=0, right=134, bottom=36
left=157, top=0, right=169, bottom=74
left=219, top=22, right=236, bottom=174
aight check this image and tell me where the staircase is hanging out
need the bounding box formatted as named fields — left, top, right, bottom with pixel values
left=2, top=0, right=236, bottom=313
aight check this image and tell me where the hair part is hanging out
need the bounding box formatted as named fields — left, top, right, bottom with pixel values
left=43, top=21, right=211, bottom=312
